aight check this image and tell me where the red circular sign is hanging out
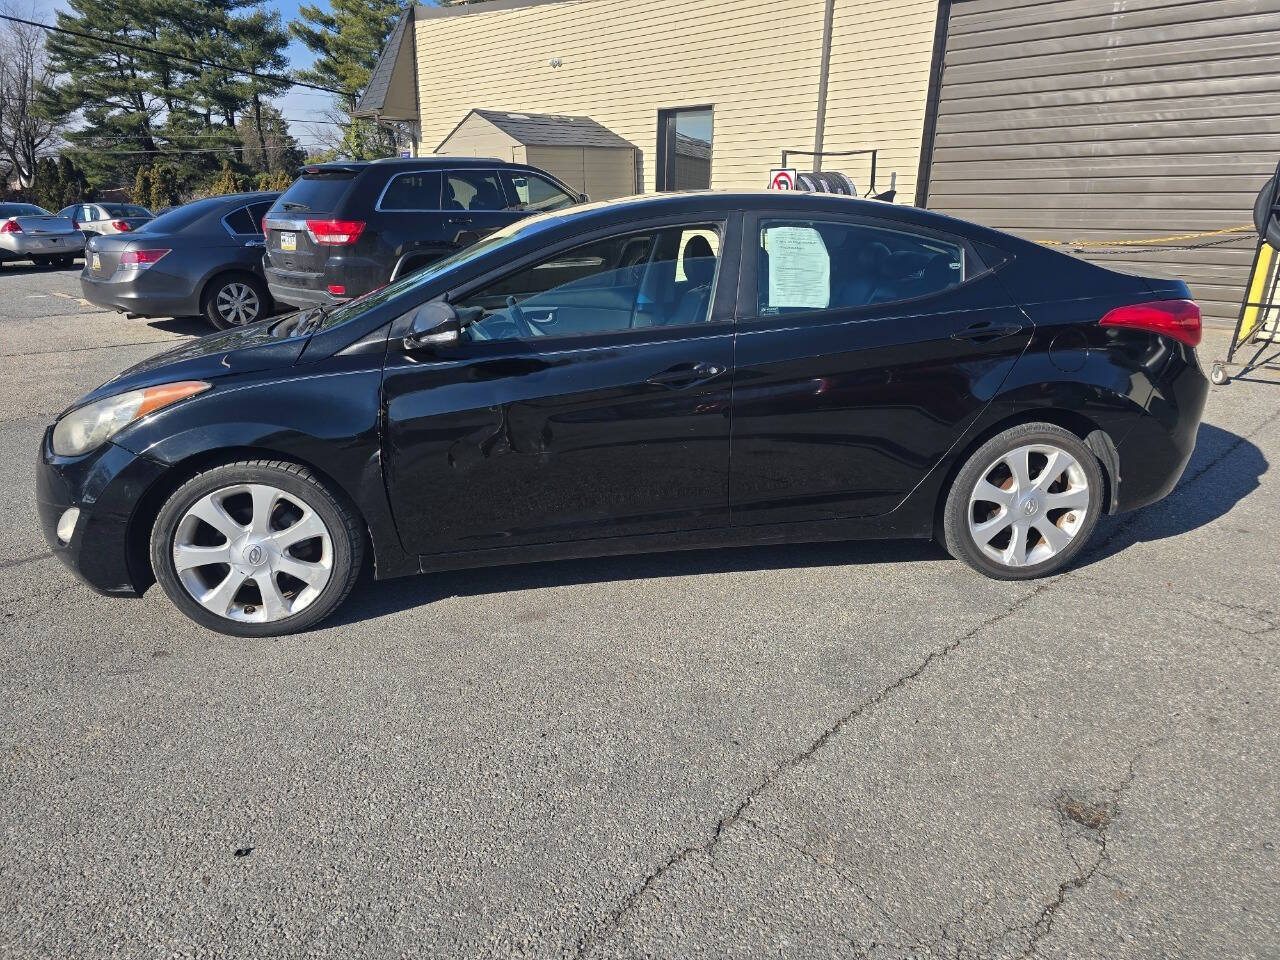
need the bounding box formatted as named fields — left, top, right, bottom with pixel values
left=771, top=170, right=795, bottom=190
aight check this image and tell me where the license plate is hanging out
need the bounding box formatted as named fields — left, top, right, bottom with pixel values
left=91, top=253, right=101, bottom=271
left=279, top=231, right=296, bottom=252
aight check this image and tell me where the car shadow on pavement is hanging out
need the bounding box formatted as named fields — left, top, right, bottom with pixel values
left=0, top=260, right=83, bottom=275
left=331, top=538, right=948, bottom=628
left=145, top=316, right=210, bottom=336
left=1078, top=421, right=1267, bottom=566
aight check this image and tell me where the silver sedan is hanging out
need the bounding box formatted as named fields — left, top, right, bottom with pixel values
left=0, top=203, right=85, bottom=267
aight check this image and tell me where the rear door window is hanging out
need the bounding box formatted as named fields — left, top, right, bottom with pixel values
left=378, top=171, right=443, bottom=211
left=443, top=170, right=506, bottom=212
left=223, top=206, right=257, bottom=235
left=757, top=218, right=970, bottom=317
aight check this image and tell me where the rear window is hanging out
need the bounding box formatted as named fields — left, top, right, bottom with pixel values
left=271, top=172, right=356, bottom=215
left=142, top=197, right=225, bottom=233
left=0, top=203, right=50, bottom=217
left=103, top=204, right=151, bottom=217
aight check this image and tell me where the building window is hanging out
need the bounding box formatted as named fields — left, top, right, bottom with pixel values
left=657, top=107, right=713, bottom=191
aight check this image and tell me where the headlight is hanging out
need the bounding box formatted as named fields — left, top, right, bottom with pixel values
left=52, top=381, right=210, bottom=457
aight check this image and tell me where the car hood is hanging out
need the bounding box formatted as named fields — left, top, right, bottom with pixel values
left=72, top=319, right=308, bottom=410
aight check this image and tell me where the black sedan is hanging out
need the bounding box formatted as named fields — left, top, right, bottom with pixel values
left=38, top=191, right=1207, bottom=636
left=80, top=192, right=279, bottom=329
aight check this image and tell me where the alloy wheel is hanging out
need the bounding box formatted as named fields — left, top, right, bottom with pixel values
left=172, top=483, right=333, bottom=623
left=215, top=282, right=260, bottom=325
left=967, top=443, right=1091, bottom=568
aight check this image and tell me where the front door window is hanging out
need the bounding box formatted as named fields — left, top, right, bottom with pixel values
left=454, top=223, right=723, bottom=341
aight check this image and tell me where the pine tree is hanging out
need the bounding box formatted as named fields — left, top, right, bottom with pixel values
left=290, top=0, right=402, bottom=159
left=150, top=164, right=179, bottom=211
left=32, top=157, right=62, bottom=211
left=132, top=166, right=153, bottom=205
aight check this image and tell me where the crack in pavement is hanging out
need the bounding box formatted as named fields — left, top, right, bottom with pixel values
left=1014, top=743, right=1159, bottom=959
left=572, top=399, right=1280, bottom=956
left=573, top=582, right=1051, bottom=958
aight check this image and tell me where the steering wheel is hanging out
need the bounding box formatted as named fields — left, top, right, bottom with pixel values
left=506, top=296, right=537, bottom=338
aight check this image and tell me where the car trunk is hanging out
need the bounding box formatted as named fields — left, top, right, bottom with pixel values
left=12, top=215, right=77, bottom=236
left=85, top=235, right=133, bottom=277
left=264, top=168, right=360, bottom=276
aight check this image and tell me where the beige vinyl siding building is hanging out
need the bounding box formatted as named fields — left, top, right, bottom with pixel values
left=362, top=0, right=940, bottom=201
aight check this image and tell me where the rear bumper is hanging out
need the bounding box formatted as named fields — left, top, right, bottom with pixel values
left=36, top=427, right=168, bottom=596
left=265, top=271, right=344, bottom=310
left=0, top=234, right=84, bottom=260
left=80, top=270, right=200, bottom=317
left=1112, top=347, right=1209, bottom=513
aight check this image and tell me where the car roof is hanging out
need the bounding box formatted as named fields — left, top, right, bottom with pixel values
left=300, top=156, right=510, bottom=176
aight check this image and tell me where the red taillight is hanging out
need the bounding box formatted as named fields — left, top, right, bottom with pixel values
left=326, top=284, right=347, bottom=296
left=261, top=216, right=268, bottom=235
left=306, top=219, right=365, bottom=245
left=111, top=220, right=132, bottom=232
left=1100, top=299, right=1201, bottom=348
left=0, top=219, right=21, bottom=233
left=120, top=249, right=170, bottom=269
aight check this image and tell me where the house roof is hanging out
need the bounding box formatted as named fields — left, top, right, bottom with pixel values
left=467, top=109, right=636, bottom=150
left=355, top=7, right=416, bottom=119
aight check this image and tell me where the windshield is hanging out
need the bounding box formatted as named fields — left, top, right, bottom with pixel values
left=315, top=212, right=567, bottom=330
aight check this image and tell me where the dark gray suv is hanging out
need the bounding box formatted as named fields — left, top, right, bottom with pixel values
left=262, top=156, right=585, bottom=309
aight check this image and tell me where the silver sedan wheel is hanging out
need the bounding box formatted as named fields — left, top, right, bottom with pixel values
left=215, top=282, right=260, bottom=325
left=968, top=443, right=1091, bottom=568
left=172, top=483, right=333, bottom=623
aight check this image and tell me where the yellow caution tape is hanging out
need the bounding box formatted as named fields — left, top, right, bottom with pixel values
left=1035, top=224, right=1255, bottom=249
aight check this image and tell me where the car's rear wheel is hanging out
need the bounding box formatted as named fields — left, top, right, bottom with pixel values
left=942, top=422, right=1103, bottom=580
left=150, top=460, right=364, bottom=636
left=204, top=273, right=270, bottom=330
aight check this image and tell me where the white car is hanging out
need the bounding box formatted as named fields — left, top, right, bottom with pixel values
left=57, top=202, right=153, bottom=238
left=0, top=203, right=84, bottom=268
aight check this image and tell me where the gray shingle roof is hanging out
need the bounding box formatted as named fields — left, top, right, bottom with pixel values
left=356, top=8, right=412, bottom=116
left=472, top=110, right=635, bottom=150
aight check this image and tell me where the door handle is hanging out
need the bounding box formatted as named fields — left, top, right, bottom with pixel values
left=447, top=216, right=473, bottom=225
left=646, top=361, right=726, bottom=389
left=951, top=321, right=1024, bottom=343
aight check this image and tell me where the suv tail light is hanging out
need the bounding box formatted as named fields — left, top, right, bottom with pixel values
left=1, top=219, right=21, bottom=233
left=120, top=249, right=170, bottom=269
left=1100, top=299, right=1201, bottom=348
left=111, top=220, right=133, bottom=231
left=305, top=219, right=365, bottom=245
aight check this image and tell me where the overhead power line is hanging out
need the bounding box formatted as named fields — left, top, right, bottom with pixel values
left=0, top=12, right=349, bottom=97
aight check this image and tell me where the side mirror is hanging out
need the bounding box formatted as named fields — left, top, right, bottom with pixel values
left=404, top=299, right=460, bottom=349
left=578, top=193, right=590, bottom=203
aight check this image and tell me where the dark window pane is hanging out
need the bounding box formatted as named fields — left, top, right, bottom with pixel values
left=272, top=172, right=355, bottom=215
left=457, top=223, right=723, bottom=341
left=246, top=201, right=273, bottom=232
left=444, top=171, right=505, bottom=211
left=380, top=171, right=442, bottom=210
left=223, top=206, right=256, bottom=234
left=658, top=107, right=712, bottom=190
left=503, top=172, right=576, bottom=212
left=757, top=219, right=967, bottom=316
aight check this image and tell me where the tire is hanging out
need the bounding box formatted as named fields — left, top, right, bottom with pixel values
left=941, top=422, right=1104, bottom=580
left=203, top=273, right=270, bottom=330
left=150, top=460, right=364, bottom=637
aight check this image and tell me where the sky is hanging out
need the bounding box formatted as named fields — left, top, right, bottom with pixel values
left=28, top=0, right=340, bottom=152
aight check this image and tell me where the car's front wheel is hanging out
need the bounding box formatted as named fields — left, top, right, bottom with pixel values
left=203, top=273, right=270, bottom=330
left=942, top=422, right=1103, bottom=580
left=150, top=460, right=364, bottom=636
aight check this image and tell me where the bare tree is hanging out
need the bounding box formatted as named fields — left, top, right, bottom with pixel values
left=0, top=4, right=62, bottom=189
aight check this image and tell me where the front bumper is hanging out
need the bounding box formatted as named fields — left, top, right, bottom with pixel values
left=36, top=428, right=168, bottom=596
left=80, top=269, right=200, bottom=318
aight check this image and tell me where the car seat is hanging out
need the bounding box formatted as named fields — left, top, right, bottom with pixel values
left=667, top=235, right=717, bottom=326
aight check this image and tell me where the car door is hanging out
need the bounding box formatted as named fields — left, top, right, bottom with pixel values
left=442, top=168, right=524, bottom=248
left=381, top=214, right=740, bottom=556
left=730, top=212, right=1031, bottom=525
left=376, top=168, right=451, bottom=271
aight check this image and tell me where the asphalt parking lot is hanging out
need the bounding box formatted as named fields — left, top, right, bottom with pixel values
left=1, top=261, right=1277, bottom=959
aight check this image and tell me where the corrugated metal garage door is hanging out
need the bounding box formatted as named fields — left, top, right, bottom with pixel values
left=924, top=0, right=1280, bottom=324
